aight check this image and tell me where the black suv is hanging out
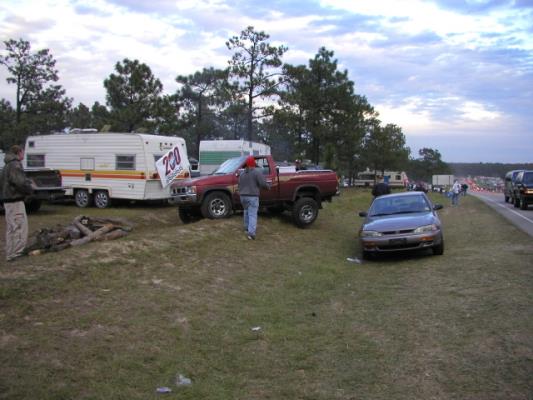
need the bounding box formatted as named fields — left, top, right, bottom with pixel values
left=512, top=170, right=533, bottom=210
left=504, top=169, right=523, bottom=203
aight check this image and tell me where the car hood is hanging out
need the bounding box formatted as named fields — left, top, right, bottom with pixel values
left=363, top=212, right=439, bottom=231
left=171, top=173, right=233, bottom=188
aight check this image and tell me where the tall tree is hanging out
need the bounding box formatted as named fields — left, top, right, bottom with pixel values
left=281, top=48, right=364, bottom=166
left=68, top=103, right=92, bottom=129
left=226, top=26, right=287, bottom=141
left=362, top=121, right=410, bottom=179
left=104, top=59, right=163, bottom=132
left=0, top=99, right=15, bottom=148
left=0, top=38, right=59, bottom=124
left=176, top=67, right=229, bottom=156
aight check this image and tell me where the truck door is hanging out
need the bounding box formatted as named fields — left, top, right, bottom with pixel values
left=256, top=157, right=278, bottom=204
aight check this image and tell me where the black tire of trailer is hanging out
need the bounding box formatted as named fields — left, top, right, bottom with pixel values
left=201, top=192, right=232, bottom=219
left=75, top=189, right=92, bottom=208
left=291, top=197, right=319, bottom=228
left=94, top=190, right=111, bottom=209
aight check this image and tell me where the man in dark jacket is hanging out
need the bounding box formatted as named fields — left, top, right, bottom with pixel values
left=372, top=178, right=391, bottom=198
left=1, top=145, right=34, bottom=261
left=238, top=156, right=270, bottom=240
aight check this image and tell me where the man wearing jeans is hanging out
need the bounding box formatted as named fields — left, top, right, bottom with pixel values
left=238, top=156, right=270, bottom=240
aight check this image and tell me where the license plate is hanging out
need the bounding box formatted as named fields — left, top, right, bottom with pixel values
left=389, top=238, right=407, bottom=245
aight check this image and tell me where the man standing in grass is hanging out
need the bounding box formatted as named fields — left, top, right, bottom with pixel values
left=451, top=179, right=461, bottom=206
left=1, top=145, right=34, bottom=261
left=238, top=155, right=270, bottom=240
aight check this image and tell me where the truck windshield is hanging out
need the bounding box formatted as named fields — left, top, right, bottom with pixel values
left=213, top=156, right=247, bottom=175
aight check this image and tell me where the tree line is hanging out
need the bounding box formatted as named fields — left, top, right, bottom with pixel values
left=0, top=26, right=450, bottom=181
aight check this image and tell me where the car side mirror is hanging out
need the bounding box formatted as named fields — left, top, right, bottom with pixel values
left=358, top=211, right=368, bottom=217
left=433, top=204, right=443, bottom=210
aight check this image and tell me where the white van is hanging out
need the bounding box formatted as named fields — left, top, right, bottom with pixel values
left=24, top=132, right=191, bottom=208
left=198, top=139, right=271, bottom=175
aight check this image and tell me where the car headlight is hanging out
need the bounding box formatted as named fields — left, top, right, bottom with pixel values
left=414, top=224, right=438, bottom=234
left=361, top=230, right=383, bottom=238
left=186, top=186, right=197, bottom=195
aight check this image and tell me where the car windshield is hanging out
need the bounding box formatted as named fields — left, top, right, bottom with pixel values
left=213, top=156, right=247, bottom=175
left=369, top=195, right=431, bottom=216
left=522, top=172, right=533, bottom=184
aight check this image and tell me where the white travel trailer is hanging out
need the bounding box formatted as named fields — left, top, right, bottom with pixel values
left=198, top=139, right=271, bottom=175
left=352, top=168, right=408, bottom=188
left=24, top=132, right=191, bottom=208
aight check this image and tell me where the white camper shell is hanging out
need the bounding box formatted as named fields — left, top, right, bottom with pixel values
left=24, top=133, right=190, bottom=208
left=198, top=139, right=271, bottom=175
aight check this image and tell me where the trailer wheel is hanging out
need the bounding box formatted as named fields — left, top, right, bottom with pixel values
left=292, top=197, right=318, bottom=228
left=94, top=190, right=111, bottom=209
left=201, top=192, right=231, bottom=219
left=75, top=189, right=92, bottom=208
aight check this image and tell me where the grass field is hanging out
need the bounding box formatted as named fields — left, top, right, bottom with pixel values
left=1, top=190, right=532, bottom=400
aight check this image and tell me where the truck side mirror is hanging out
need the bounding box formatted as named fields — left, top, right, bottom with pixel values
left=276, top=166, right=280, bottom=176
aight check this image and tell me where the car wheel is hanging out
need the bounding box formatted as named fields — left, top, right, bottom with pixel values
left=292, top=197, right=318, bottom=228
left=75, top=189, right=92, bottom=208
left=178, top=207, right=201, bottom=224
left=25, top=199, right=42, bottom=213
left=201, top=192, right=231, bottom=219
left=520, top=196, right=528, bottom=210
left=94, top=190, right=111, bottom=209
left=432, top=240, right=444, bottom=255
left=513, top=196, right=520, bottom=208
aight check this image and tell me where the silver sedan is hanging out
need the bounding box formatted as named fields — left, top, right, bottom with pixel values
left=358, top=191, right=444, bottom=259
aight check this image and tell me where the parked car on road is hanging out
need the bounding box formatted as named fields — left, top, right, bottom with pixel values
left=512, top=170, right=533, bottom=210
left=504, top=169, right=523, bottom=204
left=358, top=191, right=444, bottom=259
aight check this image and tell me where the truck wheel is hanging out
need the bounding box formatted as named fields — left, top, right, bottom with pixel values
left=75, top=189, right=92, bottom=208
left=178, top=207, right=201, bottom=224
left=513, top=196, right=520, bottom=208
left=520, top=197, right=528, bottom=210
left=292, top=197, right=318, bottom=228
left=201, top=192, right=231, bottom=219
left=25, top=199, right=42, bottom=213
left=94, top=190, right=111, bottom=209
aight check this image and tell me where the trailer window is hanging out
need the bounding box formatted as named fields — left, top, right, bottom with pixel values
left=81, top=158, right=95, bottom=170
left=116, top=155, right=136, bottom=170
left=27, top=154, right=45, bottom=168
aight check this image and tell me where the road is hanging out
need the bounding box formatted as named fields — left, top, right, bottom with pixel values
left=471, top=191, right=533, bottom=237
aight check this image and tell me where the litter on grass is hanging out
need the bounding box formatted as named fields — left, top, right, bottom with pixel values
left=346, top=257, right=362, bottom=264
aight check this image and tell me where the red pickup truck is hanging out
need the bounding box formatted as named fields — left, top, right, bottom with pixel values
left=170, top=155, right=339, bottom=228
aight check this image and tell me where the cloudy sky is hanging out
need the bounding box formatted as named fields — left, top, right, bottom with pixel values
left=1, top=0, right=532, bottom=163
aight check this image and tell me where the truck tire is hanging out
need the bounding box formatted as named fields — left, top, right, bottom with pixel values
left=25, top=199, right=42, bottom=213
left=520, top=196, right=528, bottom=210
left=513, top=196, right=520, bottom=208
left=178, top=207, right=201, bottom=224
left=292, top=197, right=318, bottom=228
left=201, top=192, right=231, bottom=219
left=75, top=189, right=92, bottom=208
left=94, top=190, right=111, bottom=209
